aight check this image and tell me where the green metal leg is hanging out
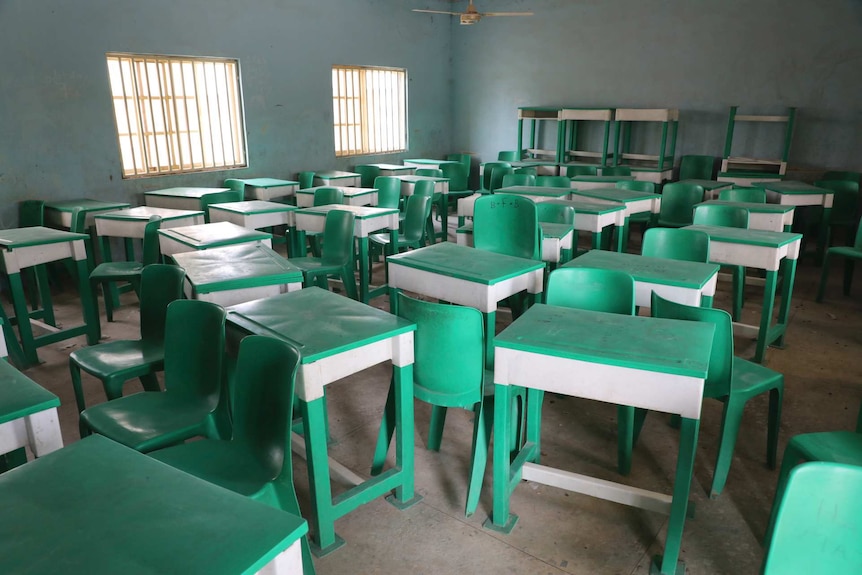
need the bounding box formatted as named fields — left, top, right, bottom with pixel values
left=441, top=196, right=448, bottom=241
left=617, top=405, right=635, bottom=476
left=357, top=237, right=370, bottom=303
left=76, top=258, right=100, bottom=344
left=620, top=217, right=631, bottom=252
left=98, top=236, right=121, bottom=311
left=753, top=270, right=778, bottom=363
left=592, top=231, right=602, bottom=250
left=483, top=311, right=496, bottom=370
left=34, top=265, right=55, bottom=326
left=485, top=383, right=519, bottom=533
left=8, top=272, right=39, bottom=366
left=465, top=398, right=492, bottom=516
left=388, top=362, right=420, bottom=507
left=774, top=258, right=798, bottom=349
left=525, top=388, right=543, bottom=465
left=816, top=207, right=832, bottom=265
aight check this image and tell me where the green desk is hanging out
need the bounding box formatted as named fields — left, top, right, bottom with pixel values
left=157, top=222, right=272, bottom=257
left=455, top=221, right=574, bottom=265
left=759, top=180, right=834, bottom=262
left=172, top=244, right=304, bottom=307
left=386, top=242, right=545, bottom=368
left=676, top=179, right=733, bottom=200
left=360, top=163, right=416, bottom=176
left=234, top=177, right=299, bottom=201
left=44, top=198, right=132, bottom=230
left=570, top=187, right=661, bottom=251
left=313, top=170, right=360, bottom=187
left=295, top=186, right=378, bottom=208
left=489, top=304, right=713, bottom=575
left=0, top=435, right=307, bottom=574
left=696, top=200, right=794, bottom=232
left=403, top=158, right=460, bottom=170
left=569, top=174, right=634, bottom=190
left=508, top=161, right=560, bottom=176
left=226, top=288, right=420, bottom=556
left=496, top=185, right=571, bottom=202
left=144, top=187, right=231, bottom=211
left=563, top=249, right=720, bottom=308
left=685, top=225, right=802, bottom=363
left=0, top=227, right=99, bottom=366
left=207, top=201, right=298, bottom=254
left=545, top=198, right=627, bottom=252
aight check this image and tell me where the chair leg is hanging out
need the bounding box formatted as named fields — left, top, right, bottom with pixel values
left=816, top=252, right=832, bottom=302
left=843, top=259, right=855, bottom=296
left=465, top=398, right=493, bottom=517
left=427, top=406, right=447, bottom=451
left=370, top=380, right=396, bottom=476
left=766, top=385, right=783, bottom=469
left=617, top=405, right=635, bottom=476
left=100, top=281, right=114, bottom=322
left=340, top=265, right=358, bottom=300
left=710, top=396, right=746, bottom=498
left=69, top=361, right=88, bottom=415
left=139, top=373, right=162, bottom=393
left=35, top=264, right=55, bottom=326
left=731, top=266, right=744, bottom=322
left=763, top=441, right=807, bottom=547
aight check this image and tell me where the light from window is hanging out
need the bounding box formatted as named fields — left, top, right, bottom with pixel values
left=332, top=65, right=407, bottom=157
left=106, top=53, right=247, bottom=178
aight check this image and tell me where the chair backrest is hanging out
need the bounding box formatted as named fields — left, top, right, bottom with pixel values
left=223, top=178, right=246, bottom=198
left=18, top=200, right=44, bottom=227
left=641, top=228, right=709, bottom=262
left=313, top=187, right=344, bottom=206
left=481, top=161, right=511, bottom=191
left=412, top=179, right=436, bottom=199
left=535, top=203, right=574, bottom=225
left=201, top=190, right=243, bottom=223
left=298, top=171, right=315, bottom=189
left=601, top=166, right=632, bottom=177
left=473, top=194, right=540, bottom=260
left=854, top=216, right=862, bottom=249
left=615, top=180, right=656, bottom=194
left=440, top=163, right=469, bottom=192
left=163, top=299, right=226, bottom=405
left=403, top=194, right=432, bottom=244
left=396, top=293, right=484, bottom=407
left=693, top=205, right=749, bottom=228
left=822, top=170, right=862, bottom=183
left=139, top=264, right=186, bottom=343
left=679, top=155, right=715, bottom=180
left=231, top=335, right=301, bottom=478
left=546, top=267, right=635, bottom=315
left=446, top=153, right=472, bottom=175
left=535, top=175, right=571, bottom=188
left=69, top=207, right=88, bottom=233
left=814, top=180, right=860, bottom=225
left=659, top=182, right=705, bottom=227
left=415, top=168, right=443, bottom=178
left=565, top=165, right=598, bottom=177
left=651, top=292, right=731, bottom=397
left=355, top=165, right=381, bottom=188
left=501, top=173, right=536, bottom=188
left=488, top=165, right=514, bottom=192
left=321, top=209, right=356, bottom=266
left=374, top=176, right=402, bottom=209
left=497, top=151, right=520, bottom=162
left=141, top=216, right=163, bottom=265
left=762, top=462, right=862, bottom=575
left=719, top=187, right=767, bottom=203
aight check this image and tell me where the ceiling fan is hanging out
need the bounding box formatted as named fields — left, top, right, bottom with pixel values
left=413, top=0, right=533, bottom=25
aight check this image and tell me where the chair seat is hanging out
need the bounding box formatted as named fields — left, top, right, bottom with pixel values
left=151, top=440, right=277, bottom=497
left=90, top=261, right=144, bottom=282
left=728, top=357, right=784, bottom=398
left=70, top=340, right=164, bottom=379
left=287, top=257, right=345, bottom=274
left=826, top=246, right=862, bottom=259
left=81, top=392, right=216, bottom=452
left=790, top=431, right=862, bottom=465
left=369, top=232, right=420, bottom=249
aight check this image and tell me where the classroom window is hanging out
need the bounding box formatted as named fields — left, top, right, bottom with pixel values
left=332, top=65, right=407, bottom=157
left=106, top=53, right=247, bottom=178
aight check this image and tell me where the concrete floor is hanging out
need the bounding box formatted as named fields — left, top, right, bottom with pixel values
left=11, top=225, right=862, bottom=575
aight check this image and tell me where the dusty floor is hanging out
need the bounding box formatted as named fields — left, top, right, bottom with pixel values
left=8, top=221, right=862, bottom=575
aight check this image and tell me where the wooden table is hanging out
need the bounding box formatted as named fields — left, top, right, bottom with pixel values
left=387, top=242, right=545, bottom=368
left=295, top=186, right=378, bottom=208
left=759, top=180, right=834, bottom=261
left=570, top=175, right=635, bottom=190
left=545, top=199, right=628, bottom=252
left=685, top=225, right=802, bottom=363
left=359, top=163, right=415, bottom=176
left=488, top=304, right=713, bottom=575
left=144, top=187, right=231, bottom=211
left=0, top=227, right=99, bottom=366
left=233, top=177, right=299, bottom=201
left=696, top=200, right=795, bottom=232
left=563, top=249, right=720, bottom=308
left=496, top=185, right=571, bottom=202
left=570, top=187, right=661, bottom=251
left=313, top=170, right=360, bottom=187
left=226, top=288, right=420, bottom=556
left=43, top=199, right=132, bottom=229
left=0, top=435, right=307, bottom=574
left=172, top=244, right=303, bottom=307
left=157, top=222, right=272, bottom=257
left=676, top=179, right=733, bottom=200
left=294, top=205, right=399, bottom=303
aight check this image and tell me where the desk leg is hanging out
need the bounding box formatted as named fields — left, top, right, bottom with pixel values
left=441, top=197, right=448, bottom=242
left=486, top=383, right=519, bottom=533
left=357, top=237, right=370, bottom=303
left=75, top=258, right=100, bottom=344
left=773, top=257, right=797, bottom=349
left=484, top=312, right=496, bottom=370
left=7, top=272, right=39, bottom=366
left=753, top=269, right=779, bottom=364
left=387, top=362, right=420, bottom=508
left=99, top=235, right=121, bottom=310
left=34, top=265, right=55, bottom=326
left=816, top=206, right=832, bottom=265
left=651, top=416, right=699, bottom=575
left=592, top=231, right=603, bottom=250
left=620, top=216, right=630, bottom=252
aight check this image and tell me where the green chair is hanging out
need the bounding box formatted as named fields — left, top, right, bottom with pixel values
left=657, top=182, right=704, bottom=228
left=565, top=165, right=598, bottom=177
left=70, top=265, right=185, bottom=433
left=762, top=462, right=862, bottom=575
left=223, top=178, right=246, bottom=199
left=150, top=335, right=316, bottom=575
left=822, top=170, right=861, bottom=183
left=355, top=165, right=381, bottom=187
left=201, top=190, right=243, bottom=223
left=718, top=187, right=767, bottom=203
left=371, top=293, right=495, bottom=517
left=693, top=204, right=749, bottom=320
left=415, top=168, right=443, bottom=178
left=374, top=176, right=403, bottom=209
left=497, top=150, right=520, bottom=161
left=513, top=166, right=538, bottom=176
left=641, top=228, right=709, bottom=262
left=370, top=194, right=432, bottom=281
left=487, top=165, right=513, bottom=193
left=813, top=179, right=860, bottom=256
left=473, top=194, right=540, bottom=261
left=536, top=203, right=575, bottom=263
left=479, top=161, right=511, bottom=192
left=817, top=215, right=862, bottom=302
left=602, top=166, right=632, bottom=177
left=288, top=209, right=358, bottom=300
left=80, top=299, right=228, bottom=451
left=446, top=152, right=472, bottom=174
left=678, top=155, right=715, bottom=180
left=650, top=293, right=783, bottom=497
left=617, top=180, right=657, bottom=233
left=89, top=216, right=162, bottom=323
left=535, top=175, right=571, bottom=188
left=17, top=200, right=52, bottom=320
left=298, top=171, right=315, bottom=189
left=501, top=173, right=536, bottom=188
left=440, top=162, right=474, bottom=221
left=306, top=187, right=345, bottom=256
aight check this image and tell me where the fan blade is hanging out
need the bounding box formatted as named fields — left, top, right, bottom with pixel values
left=480, top=12, right=534, bottom=17
left=412, top=9, right=461, bottom=15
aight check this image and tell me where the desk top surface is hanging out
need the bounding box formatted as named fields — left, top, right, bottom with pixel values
left=496, top=304, right=713, bottom=378
left=208, top=201, right=297, bottom=215
left=43, top=199, right=131, bottom=212
left=404, top=158, right=459, bottom=165
left=362, top=163, right=414, bottom=171
left=387, top=242, right=545, bottom=285
left=676, top=179, right=732, bottom=190
left=759, top=181, right=831, bottom=194
left=172, top=244, right=302, bottom=291
left=398, top=175, right=450, bottom=183
left=145, top=187, right=230, bottom=198
left=0, top=435, right=307, bottom=575
left=95, top=207, right=205, bottom=221
left=158, top=222, right=271, bottom=247
left=498, top=186, right=571, bottom=197
left=564, top=249, right=720, bottom=289
left=571, top=187, right=655, bottom=202
left=570, top=175, right=635, bottom=183
left=698, top=200, right=795, bottom=214
left=315, top=170, right=360, bottom=179
left=685, top=224, right=802, bottom=248
left=545, top=199, right=626, bottom=215
left=237, top=178, right=298, bottom=187
left=227, top=287, right=414, bottom=363
left=297, top=186, right=378, bottom=196
left=296, top=204, right=398, bottom=219
left=0, top=359, right=59, bottom=424
left=0, top=226, right=89, bottom=248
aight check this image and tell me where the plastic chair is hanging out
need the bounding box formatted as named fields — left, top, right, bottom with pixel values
left=374, top=176, right=403, bottom=209
left=306, top=187, right=345, bottom=256
left=480, top=161, right=511, bottom=192
left=446, top=152, right=472, bottom=175
left=693, top=204, right=750, bottom=228
left=371, top=293, right=495, bottom=517
left=513, top=166, right=537, bottom=176
left=288, top=209, right=358, bottom=300
left=602, top=166, right=632, bottom=176
left=501, top=173, right=536, bottom=188
left=440, top=163, right=473, bottom=223
left=70, top=265, right=185, bottom=431
left=649, top=293, right=783, bottom=497
left=565, top=165, right=598, bottom=177
left=816, top=215, right=862, bottom=302
left=89, top=216, right=162, bottom=323
left=150, top=335, right=316, bottom=575
left=415, top=168, right=443, bottom=178
left=497, top=150, right=520, bottom=161
left=615, top=180, right=656, bottom=194
left=80, top=299, right=228, bottom=452
left=718, top=187, right=767, bottom=203
left=678, top=155, right=715, bottom=180
left=201, top=190, right=243, bottom=223
left=473, top=194, right=540, bottom=260
left=370, top=194, right=432, bottom=281
left=297, top=171, right=315, bottom=189
left=535, top=175, right=571, bottom=188
left=657, top=182, right=704, bottom=227
left=223, top=178, right=246, bottom=199
left=355, top=165, right=381, bottom=187
left=641, top=228, right=709, bottom=262
left=813, top=179, right=860, bottom=256
left=762, top=462, right=862, bottom=575
left=822, top=170, right=861, bottom=183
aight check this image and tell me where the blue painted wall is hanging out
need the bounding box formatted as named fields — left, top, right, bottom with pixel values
left=450, top=0, right=862, bottom=172
left=0, top=0, right=453, bottom=226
